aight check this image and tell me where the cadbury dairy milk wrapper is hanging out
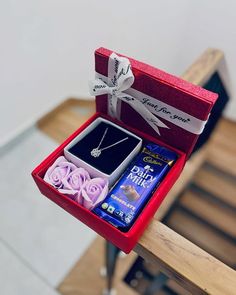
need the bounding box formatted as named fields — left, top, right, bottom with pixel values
left=93, top=142, right=178, bottom=232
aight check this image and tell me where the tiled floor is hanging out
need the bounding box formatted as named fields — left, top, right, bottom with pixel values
left=0, top=241, right=60, bottom=295
left=0, top=127, right=96, bottom=294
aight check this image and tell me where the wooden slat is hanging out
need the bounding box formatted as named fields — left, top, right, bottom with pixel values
left=38, top=98, right=95, bottom=143
left=206, top=118, right=236, bottom=176
left=135, top=220, right=236, bottom=295
left=210, top=118, right=236, bottom=148
left=179, top=190, right=236, bottom=238
left=206, top=144, right=236, bottom=177
left=181, top=48, right=224, bottom=86
left=155, top=148, right=207, bottom=220
left=193, top=166, right=236, bottom=208
left=167, top=209, right=236, bottom=267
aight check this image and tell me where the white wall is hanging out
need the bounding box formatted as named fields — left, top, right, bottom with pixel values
left=0, top=0, right=235, bottom=146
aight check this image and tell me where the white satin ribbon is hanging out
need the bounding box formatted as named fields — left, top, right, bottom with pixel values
left=89, top=52, right=207, bottom=135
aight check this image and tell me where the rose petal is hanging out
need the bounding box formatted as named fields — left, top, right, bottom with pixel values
left=44, top=156, right=77, bottom=188
left=62, top=168, right=90, bottom=191
left=50, top=167, right=67, bottom=187
left=75, top=192, right=84, bottom=205
left=82, top=178, right=108, bottom=210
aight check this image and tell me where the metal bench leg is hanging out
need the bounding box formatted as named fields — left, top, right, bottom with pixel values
left=103, top=241, right=120, bottom=295
left=143, top=272, right=169, bottom=295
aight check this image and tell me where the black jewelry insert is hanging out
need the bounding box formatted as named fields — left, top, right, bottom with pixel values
left=68, top=121, right=140, bottom=175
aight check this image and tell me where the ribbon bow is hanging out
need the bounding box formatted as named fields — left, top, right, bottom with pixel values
left=89, top=52, right=169, bottom=135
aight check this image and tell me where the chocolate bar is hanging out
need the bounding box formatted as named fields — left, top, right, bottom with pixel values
left=93, top=142, right=177, bottom=232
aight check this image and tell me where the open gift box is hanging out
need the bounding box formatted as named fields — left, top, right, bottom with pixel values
left=32, top=47, right=218, bottom=253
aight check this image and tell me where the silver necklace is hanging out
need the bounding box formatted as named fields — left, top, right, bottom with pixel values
left=91, top=127, right=128, bottom=158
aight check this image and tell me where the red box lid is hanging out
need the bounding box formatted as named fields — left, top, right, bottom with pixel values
left=94, top=47, right=218, bottom=158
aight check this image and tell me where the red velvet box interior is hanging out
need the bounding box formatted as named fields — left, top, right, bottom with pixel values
left=32, top=48, right=218, bottom=253
left=32, top=113, right=185, bottom=253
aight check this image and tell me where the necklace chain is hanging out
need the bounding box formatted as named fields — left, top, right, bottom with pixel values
left=91, top=127, right=128, bottom=158
left=98, top=137, right=129, bottom=151
left=96, top=127, right=108, bottom=150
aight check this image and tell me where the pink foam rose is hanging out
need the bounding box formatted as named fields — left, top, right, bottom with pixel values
left=59, top=168, right=91, bottom=202
left=82, top=178, right=109, bottom=210
left=44, top=156, right=77, bottom=189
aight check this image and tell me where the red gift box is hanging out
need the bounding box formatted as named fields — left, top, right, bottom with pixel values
left=32, top=47, right=218, bottom=253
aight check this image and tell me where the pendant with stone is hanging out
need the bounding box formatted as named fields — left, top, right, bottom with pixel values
left=91, top=148, right=101, bottom=158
